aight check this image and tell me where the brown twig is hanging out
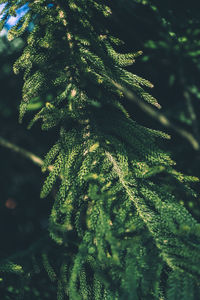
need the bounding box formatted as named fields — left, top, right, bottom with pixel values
left=0, top=136, right=54, bottom=172
left=112, top=82, right=200, bottom=150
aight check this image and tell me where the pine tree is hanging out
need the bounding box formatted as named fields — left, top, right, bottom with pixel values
left=0, top=1, right=200, bottom=299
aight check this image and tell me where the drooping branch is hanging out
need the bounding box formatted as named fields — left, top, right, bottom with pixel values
left=112, top=82, right=200, bottom=150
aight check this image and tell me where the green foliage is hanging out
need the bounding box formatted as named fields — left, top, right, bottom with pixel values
left=1, top=0, right=200, bottom=299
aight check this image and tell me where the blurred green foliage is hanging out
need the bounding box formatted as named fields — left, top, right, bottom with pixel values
left=0, top=31, right=58, bottom=299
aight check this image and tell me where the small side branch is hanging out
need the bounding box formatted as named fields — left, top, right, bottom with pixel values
left=0, top=136, right=53, bottom=172
left=184, top=90, right=200, bottom=141
left=113, top=82, right=199, bottom=150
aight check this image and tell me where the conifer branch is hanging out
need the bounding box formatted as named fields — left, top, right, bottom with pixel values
left=0, top=136, right=54, bottom=172
left=112, top=82, right=200, bottom=150
left=1, top=0, right=200, bottom=297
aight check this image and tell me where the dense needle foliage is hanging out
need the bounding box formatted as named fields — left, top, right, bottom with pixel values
left=0, top=1, right=200, bottom=299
